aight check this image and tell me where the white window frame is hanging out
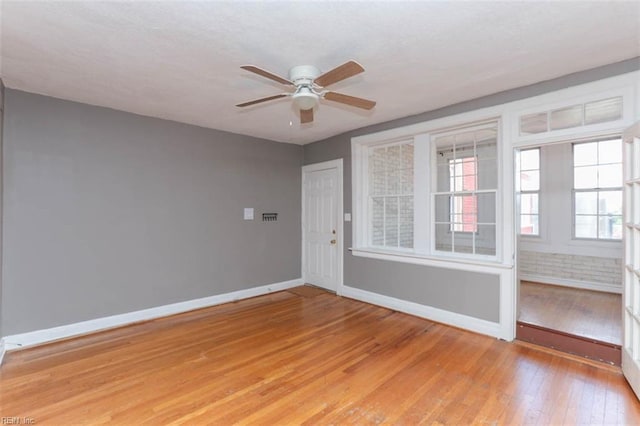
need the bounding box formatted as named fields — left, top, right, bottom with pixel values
left=571, top=138, right=623, bottom=241
left=518, top=147, right=541, bottom=237
left=367, top=139, right=415, bottom=251
left=353, top=117, right=504, bottom=266
left=431, top=123, right=499, bottom=261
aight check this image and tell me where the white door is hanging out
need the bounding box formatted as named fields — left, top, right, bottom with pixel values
left=622, top=122, right=640, bottom=400
left=302, top=160, right=342, bottom=292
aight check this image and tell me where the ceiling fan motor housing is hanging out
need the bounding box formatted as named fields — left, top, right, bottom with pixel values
left=288, top=65, right=321, bottom=86
left=289, top=66, right=321, bottom=110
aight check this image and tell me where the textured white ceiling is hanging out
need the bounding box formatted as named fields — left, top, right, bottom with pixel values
left=1, top=1, right=639, bottom=145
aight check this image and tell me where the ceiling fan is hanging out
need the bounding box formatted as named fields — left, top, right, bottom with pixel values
left=236, top=60, right=376, bottom=124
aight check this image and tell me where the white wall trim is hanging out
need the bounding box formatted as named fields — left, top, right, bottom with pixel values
left=1, top=278, right=303, bottom=356
left=340, top=285, right=506, bottom=340
left=351, top=248, right=512, bottom=273
left=520, top=274, right=621, bottom=294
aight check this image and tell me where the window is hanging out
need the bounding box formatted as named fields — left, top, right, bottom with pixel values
left=434, top=125, right=498, bottom=256
left=449, top=157, right=478, bottom=232
left=518, top=148, right=540, bottom=236
left=519, top=96, right=623, bottom=135
left=369, top=141, right=414, bottom=249
left=573, top=138, right=622, bottom=240
left=353, top=119, right=501, bottom=263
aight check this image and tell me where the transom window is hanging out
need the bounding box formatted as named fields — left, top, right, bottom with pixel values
left=573, top=138, right=622, bottom=240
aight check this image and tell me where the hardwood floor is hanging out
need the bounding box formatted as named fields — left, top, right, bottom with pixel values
left=519, top=281, right=622, bottom=345
left=2, top=286, right=638, bottom=424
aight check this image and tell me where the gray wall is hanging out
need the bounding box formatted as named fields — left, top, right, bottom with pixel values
left=304, top=57, right=640, bottom=323
left=2, top=89, right=303, bottom=335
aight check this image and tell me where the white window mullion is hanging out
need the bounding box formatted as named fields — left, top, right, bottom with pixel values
left=414, top=134, right=430, bottom=254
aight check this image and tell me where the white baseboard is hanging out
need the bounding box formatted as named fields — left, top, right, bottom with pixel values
left=1, top=278, right=303, bottom=357
left=339, top=285, right=503, bottom=339
left=0, top=338, right=5, bottom=366
left=520, top=274, right=622, bottom=294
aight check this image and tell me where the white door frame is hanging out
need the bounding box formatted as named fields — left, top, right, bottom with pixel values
left=301, top=159, right=344, bottom=293
left=622, top=122, right=640, bottom=399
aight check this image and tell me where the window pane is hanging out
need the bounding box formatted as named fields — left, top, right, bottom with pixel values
left=401, top=167, right=413, bottom=194
left=451, top=195, right=477, bottom=232
left=370, top=147, right=386, bottom=174
left=520, top=214, right=539, bottom=235
left=520, top=170, right=540, bottom=191
left=598, top=139, right=622, bottom=164
left=435, top=194, right=450, bottom=223
left=477, top=143, right=497, bottom=191
left=584, top=97, right=623, bottom=125
left=401, top=143, right=414, bottom=169
left=521, top=193, right=538, bottom=215
left=598, top=190, right=622, bottom=215
left=574, top=142, right=598, bottom=166
left=575, top=215, right=598, bottom=238
left=461, top=158, right=477, bottom=192
left=477, top=192, right=496, bottom=224
left=574, top=166, right=598, bottom=189
left=371, top=172, right=385, bottom=195
left=575, top=191, right=597, bottom=215
left=401, top=144, right=414, bottom=194
left=435, top=223, right=452, bottom=252
left=520, top=112, right=548, bottom=135
left=438, top=161, right=450, bottom=192
left=599, top=215, right=622, bottom=239
left=385, top=197, right=398, bottom=247
left=550, top=104, right=582, bottom=130
left=371, top=197, right=384, bottom=245
left=520, top=149, right=540, bottom=171
left=387, top=168, right=400, bottom=194
left=598, top=164, right=622, bottom=188
left=477, top=224, right=496, bottom=256
left=399, top=196, right=413, bottom=248
left=454, top=232, right=473, bottom=254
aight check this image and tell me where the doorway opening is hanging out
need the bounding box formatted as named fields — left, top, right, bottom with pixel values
left=515, top=137, right=623, bottom=364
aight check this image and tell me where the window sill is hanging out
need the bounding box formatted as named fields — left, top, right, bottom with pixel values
left=350, top=247, right=513, bottom=272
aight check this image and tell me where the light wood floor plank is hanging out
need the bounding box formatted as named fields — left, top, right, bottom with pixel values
left=519, top=281, right=622, bottom=344
left=1, top=287, right=638, bottom=424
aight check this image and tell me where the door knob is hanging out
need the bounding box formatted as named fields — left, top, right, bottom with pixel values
left=330, top=239, right=337, bottom=245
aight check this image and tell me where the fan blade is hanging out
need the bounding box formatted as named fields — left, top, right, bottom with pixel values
left=236, top=94, right=287, bottom=108
left=314, top=60, right=365, bottom=87
left=323, top=92, right=376, bottom=110
left=241, top=65, right=293, bottom=86
left=300, top=108, right=314, bottom=124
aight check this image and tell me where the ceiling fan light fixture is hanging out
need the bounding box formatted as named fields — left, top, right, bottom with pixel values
left=292, top=86, right=319, bottom=110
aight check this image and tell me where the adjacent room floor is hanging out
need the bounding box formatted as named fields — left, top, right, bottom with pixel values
left=1, top=286, right=638, bottom=424
left=519, top=281, right=622, bottom=345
